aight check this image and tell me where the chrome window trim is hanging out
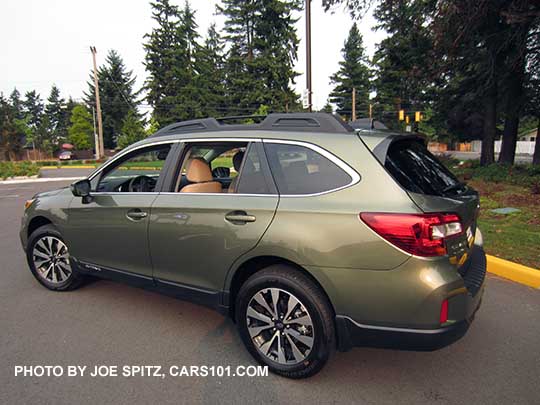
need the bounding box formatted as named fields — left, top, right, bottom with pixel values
left=87, top=137, right=361, bottom=197
left=88, top=137, right=261, bottom=182
left=158, top=192, right=275, bottom=197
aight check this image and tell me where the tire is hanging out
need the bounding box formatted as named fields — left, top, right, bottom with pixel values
left=26, top=224, right=85, bottom=291
left=235, top=265, right=335, bottom=379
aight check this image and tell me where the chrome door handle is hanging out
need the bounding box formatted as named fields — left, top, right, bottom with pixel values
left=126, top=209, right=148, bottom=221
left=225, top=211, right=256, bottom=224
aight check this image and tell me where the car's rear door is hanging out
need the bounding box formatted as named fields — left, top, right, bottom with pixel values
left=148, top=140, right=278, bottom=297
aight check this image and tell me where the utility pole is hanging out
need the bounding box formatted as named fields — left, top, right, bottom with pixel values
left=90, top=46, right=104, bottom=159
left=351, top=88, right=356, bottom=121
left=306, top=0, right=312, bottom=112
left=92, top=106, right=99, bottom=160
left=369, top=103, right=373, bottom=119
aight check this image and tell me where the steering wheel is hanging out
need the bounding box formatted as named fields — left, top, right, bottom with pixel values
left=128, top=175, right=155, bottom=192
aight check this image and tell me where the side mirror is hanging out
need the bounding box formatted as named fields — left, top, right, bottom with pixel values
left=70, top=179, right=91, bottom=198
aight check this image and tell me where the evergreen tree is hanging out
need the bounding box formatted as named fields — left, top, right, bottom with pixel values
left=45, top=85, right=68, bottom=147
left=85, top=49, right=140, bottom=149
left=9, top=88, right=24, bottom=120
left=219, top=0, right=302, bottom=113
left=117, top=110, right=147, bottom=148
left=0, top=94, right=26, bottom=160
left=195, top=23, right=227, bottom=118
left=68, top=105, right=94, bottom=150
left=329, top=23, right=371, bottom=120
left=144, top=0, right=202, bottom=125
left=22, top=90, right=44, bottom=149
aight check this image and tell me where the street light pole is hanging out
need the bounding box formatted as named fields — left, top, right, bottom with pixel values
left=306, top=0, right=312, bottom=112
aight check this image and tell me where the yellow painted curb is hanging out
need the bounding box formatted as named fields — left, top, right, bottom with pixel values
left=40, top=165, right=97, bottom=169
left=487, top=255, right=540, bottom=289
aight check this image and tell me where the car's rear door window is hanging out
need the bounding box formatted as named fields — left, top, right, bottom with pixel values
left=263, top=142, right=352, bottom=195
left=384, top=139, right=461, bottom=196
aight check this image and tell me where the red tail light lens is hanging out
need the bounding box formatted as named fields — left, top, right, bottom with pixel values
left=359, top=212, right=463, bottom=257
left=440, top=299, right=449, bottom=324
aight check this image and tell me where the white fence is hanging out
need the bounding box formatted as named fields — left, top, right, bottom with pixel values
left=471, top=140, right=536, bottom=154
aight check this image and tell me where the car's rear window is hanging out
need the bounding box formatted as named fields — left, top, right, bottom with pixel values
left=385, top=139, right=461, bottom=196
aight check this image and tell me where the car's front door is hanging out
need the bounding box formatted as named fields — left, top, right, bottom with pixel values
left=65, top=143, right=176, bottom=277
left=149, top=141, right=278, bottom=294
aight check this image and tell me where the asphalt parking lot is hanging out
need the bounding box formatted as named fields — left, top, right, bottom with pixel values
left=1, top=180, right=539, bottom=405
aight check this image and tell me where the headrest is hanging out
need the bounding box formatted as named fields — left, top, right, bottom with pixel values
left=185, top=158, right=213, bottom=183
left=232, top=151, right=245, bottom=172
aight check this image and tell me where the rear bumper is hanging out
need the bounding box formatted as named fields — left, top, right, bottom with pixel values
left=336, top=245, right=486, bottom=351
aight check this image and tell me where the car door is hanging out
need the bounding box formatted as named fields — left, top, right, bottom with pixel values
left=65, top=142, right=177, bottom=277
left=149, top=140, right=278, bottom=294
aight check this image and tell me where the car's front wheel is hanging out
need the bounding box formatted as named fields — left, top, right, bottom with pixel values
left=236, top=265, right=335, bottom=379
left=26, top=224, right=84, bottom=291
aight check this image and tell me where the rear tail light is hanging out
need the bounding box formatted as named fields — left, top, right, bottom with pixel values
left=359, top=212, right=463, bottom=257
left=440, top=299, right=449, bottom=324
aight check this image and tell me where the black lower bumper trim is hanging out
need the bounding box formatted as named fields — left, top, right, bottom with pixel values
left=336, top=316, right=470, bottom=352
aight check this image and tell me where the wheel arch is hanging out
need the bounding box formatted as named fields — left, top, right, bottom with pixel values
left=27, top=215, right=53, bottom=238
left=226, top=255, right=336, bottom=322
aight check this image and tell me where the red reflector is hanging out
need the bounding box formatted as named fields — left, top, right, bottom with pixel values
left=440, top=299, right=449, bottom=324
left=359, top=212, right=463, bottom=257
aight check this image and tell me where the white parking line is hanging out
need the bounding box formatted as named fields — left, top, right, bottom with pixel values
left=0, top=194, right=20, bottom=198
left=0, top=177, right=83, bottom=185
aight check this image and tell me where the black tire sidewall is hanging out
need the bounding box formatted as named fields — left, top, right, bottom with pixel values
left=236, top=269, right=333, bottom=377
left=26, top=225, right=79, bottom=291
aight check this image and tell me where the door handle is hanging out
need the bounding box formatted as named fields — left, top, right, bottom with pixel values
left=225, top=211, right=256, bottom=224
left=126, top=209, right=148, bottom=221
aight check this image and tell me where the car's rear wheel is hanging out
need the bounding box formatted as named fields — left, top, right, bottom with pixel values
left=26, top=224, right=84, bottom=291
left=235, top=265, right=335, bottom=379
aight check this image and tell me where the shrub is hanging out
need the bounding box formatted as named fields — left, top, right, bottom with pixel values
left=0, top=161, right=40, bottom=180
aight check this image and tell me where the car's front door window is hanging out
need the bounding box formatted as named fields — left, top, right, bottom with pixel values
left=94, top=144, right=172, bottom=193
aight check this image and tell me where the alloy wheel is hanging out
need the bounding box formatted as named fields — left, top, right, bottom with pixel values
left=246, top=288, right=314, bottom=365
left=32, top=236, right=72, bottom=285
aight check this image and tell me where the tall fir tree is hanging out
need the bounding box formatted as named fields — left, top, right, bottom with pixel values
left=9, top=88, right=24, bottom=120
left=329, top=23, right=371, bottom=120
left=45, top=85, right=68, bottom=147
left=219, top=0, right=302, bottom=114
left=85, top=49, right=140, bottom=149
left=0, top=94, right=26, bottom=160
left=22, top=90, right=45, bottom=149
left=195, top=23, right=227, bottom=117
left=370, top=1, right=435, bottom=130
left=144, top=0, right=202, bottom=125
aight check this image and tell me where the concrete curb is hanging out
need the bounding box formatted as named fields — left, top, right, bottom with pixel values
left=487, top=255, right=540, bottom=289
left=0, top=177, right=83, bottom=185
left=40, top=165, right=97, bottom=169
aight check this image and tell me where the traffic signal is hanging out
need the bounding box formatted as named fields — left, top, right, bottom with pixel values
left=399, top=110, right=404, bottom=121
left=405, top=115, right=410, bottom=124
left=415, top=111, right=421, bottom=122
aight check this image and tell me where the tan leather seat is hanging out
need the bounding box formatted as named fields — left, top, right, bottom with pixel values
left=180, top=158, right=222, bottom=193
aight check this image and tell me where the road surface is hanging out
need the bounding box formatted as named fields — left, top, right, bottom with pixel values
left=1, top=180, right=539, bottom=404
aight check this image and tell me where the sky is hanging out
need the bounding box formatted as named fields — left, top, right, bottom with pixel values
left=0, top=0, right=386, bottom=113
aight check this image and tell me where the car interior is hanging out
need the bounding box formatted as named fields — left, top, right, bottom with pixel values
left=174, top=142, right=248, bottom=193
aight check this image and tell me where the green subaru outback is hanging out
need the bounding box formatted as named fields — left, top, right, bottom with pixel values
left=20, top=113, right=485, bottom=378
